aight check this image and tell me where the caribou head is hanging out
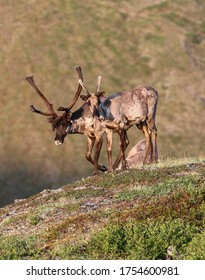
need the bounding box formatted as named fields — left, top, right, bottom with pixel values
left=26, top=66, right=83, bottom=145
left=78, top=76, right=105, bottom=117
left=64, top=75, right=105, bottom=135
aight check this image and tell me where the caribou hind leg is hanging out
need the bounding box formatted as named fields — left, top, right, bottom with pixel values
left=119, top=129, right=129, bottom=170
left=142, top=124, right=152, bottom=164
left=147, top=118, right=158, bottom=163
left=151, top=125, right=158, bottom=162
left=146, top=102, right=158, bottom=162
left=136, top=122, right=154, bottom=164
left=112, top=131, right=129, bottom=170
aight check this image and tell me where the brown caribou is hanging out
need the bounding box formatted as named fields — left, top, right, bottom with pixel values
left=26, top=66, right=107, bottom=175
left=77, top=78, right=158, bottom=171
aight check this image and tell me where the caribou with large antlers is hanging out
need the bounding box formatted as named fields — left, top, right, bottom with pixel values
left=26, top=66, right=158, bottom=175
left=77, top=78, right=158, bottom=171
left=26, top=66, right=108, bottom=174
left=26, top=66, right=83, bottom=145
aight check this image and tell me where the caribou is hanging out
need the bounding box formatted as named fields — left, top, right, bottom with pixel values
left=26, top=66, right=108, bottom=175
left=116, top=139, right=150, bottom=169
left=26, top=66, right=158, bottom=175
left=77, top=78, right=158, bottom=171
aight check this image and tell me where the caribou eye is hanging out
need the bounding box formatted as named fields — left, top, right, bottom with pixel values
left=87, top=100, right=91, bottom=106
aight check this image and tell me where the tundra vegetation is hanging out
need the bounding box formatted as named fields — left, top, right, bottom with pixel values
left=0, top=158, right=204, bottom=259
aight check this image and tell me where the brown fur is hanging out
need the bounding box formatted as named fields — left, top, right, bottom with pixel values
left=81, top=85, right=158, bottom=172
left=117, top=139, right=150, bottom=169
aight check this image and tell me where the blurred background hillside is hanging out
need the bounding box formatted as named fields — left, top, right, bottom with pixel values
left=0, top=0, right=205, bottom=207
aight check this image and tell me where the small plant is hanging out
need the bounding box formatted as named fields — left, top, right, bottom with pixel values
left=29, top=215, right=42, bottom=226
left=54, top=219, right=199, bottom=260
left=0, top=235, right=42, bottom=260
left=181, top=231, right=205, bottom=259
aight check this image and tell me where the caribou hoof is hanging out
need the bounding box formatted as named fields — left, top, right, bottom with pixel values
left=143, top=161, right=150, bottom=165
left=92, top=171, right=99, bottom=176
left=121, top=160, right=129, bottom=170
left=99, top=165, right=107, bottom=172
left=105, top=168, right=113, bottom=174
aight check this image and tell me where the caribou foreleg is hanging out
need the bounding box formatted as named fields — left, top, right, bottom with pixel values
left=93, top=136, right=104, bottom=175
left=85, top=136, right=107, bottom=174
left=105, top=128, right=114, bottom=172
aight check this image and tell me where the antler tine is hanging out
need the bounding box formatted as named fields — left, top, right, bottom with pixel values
left=78, top=79, right=90, bottom=96
left=95, top=75, right=101, bottom=95
left=30, top=105, right=54, bottom=116
left=75, top=65, right=83, bottom=81
left=67, top=65, right=84, bottom=110
left=57, top=65, right=84, bottom=112
left=26, top=75, right=58, bottom=117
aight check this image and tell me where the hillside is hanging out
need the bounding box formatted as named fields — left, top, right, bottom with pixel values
left=0, top=158, right=204, bottom=259
left=0, top=0, right=205, bottom=206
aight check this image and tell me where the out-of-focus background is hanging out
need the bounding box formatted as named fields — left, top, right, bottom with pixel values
left=0, top=0, right=204, bottom=207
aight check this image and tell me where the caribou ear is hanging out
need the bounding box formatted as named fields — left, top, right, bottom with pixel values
left=66, top=111, right=72, bottom=120
left=98, top=91, right=105, bottom=99
left=80, top=95, right=88, bottom=101
left=48, top=116, right=56, bottom=124
left=47, top=116, right=57, bottom=131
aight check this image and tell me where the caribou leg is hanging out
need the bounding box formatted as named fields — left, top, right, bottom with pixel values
left=106, top=128, right=113, bottom=172
left=151, top=125, right=158, bottom=162
left=119, top=129, right=128, bottom=170
left=93, top=137, right=104, bottom=175
left=141, top=123, right=152, bottom=164
left=85, top=136, right=107, bottom=173
left=147, top=106, right=158, bottom=162
left=136, top=122, right=154, bottom=164
left=112, top=131, right=129, bottom=170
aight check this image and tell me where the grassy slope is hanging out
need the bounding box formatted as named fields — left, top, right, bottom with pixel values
left=0, top=158, right=204, bottom=260
left=0, top=0, right=205, bottom=206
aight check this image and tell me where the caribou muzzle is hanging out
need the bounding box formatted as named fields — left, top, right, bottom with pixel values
left=55, top=140, right=63, bottom=146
